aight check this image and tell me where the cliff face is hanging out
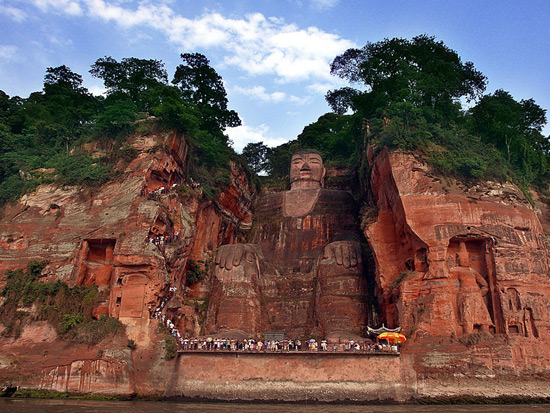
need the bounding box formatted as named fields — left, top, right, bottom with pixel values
left=0, top=130, right=255, bottom=389
left=365, top=147, right=550, bottom=375
left=2, top=133, right=550, bottom=400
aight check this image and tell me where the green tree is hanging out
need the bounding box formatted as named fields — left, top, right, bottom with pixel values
left=90, top=57, right=168, bottom=112
left=295, top=113, right=361, bottom=164
left=265, top=140, right=302, bottom=178
left=172, top=53, right=241, bottom=133
left=324, top=87, right=359, bottom=115
left=38, top=66, right=99, bottom=152
left=151, top=84, right=201, bottom=133
left=94, top=93, right=138, bottom=136
left=0, top=90, right=25, bottom=134
left=326, top=35, right=487, bottom=123
left=469, top=89, right=548, bottom=183
left=242, top=141, right=270, bottom=173
left=470, top=90, right=547, bottom=158
left=44, top=65, right=86, bottom=91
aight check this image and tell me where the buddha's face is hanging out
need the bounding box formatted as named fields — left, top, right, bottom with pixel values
left=289, top=152, right=325, bottom=188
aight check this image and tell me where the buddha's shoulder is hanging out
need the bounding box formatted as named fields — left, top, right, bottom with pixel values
left=318, top=188, right=355, bottom=202
left=256, top=192, right=284, bottom=211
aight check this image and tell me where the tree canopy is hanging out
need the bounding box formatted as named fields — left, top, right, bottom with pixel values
left=0, top=53, right=244, bottom=206
left=305, top=35, right=550, bottom=189
left=242, top=142, right=270, bottom=174
left=468, top=89, right=548, bottom=184
left=90, top=57, right=168, bottom=113
left=172, top=53, right=241, bottom=133
left=326, top=35, right=487, bottom=122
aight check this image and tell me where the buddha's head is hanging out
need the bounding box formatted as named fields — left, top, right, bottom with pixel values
left=457, top=241, right=470, bottom=268
left=289, top=149, right=325, bottom=190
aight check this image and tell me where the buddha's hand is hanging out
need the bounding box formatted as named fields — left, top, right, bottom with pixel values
left=215, top=244, right=256, bottom=271
left=323, top=240, right=362, bottom=269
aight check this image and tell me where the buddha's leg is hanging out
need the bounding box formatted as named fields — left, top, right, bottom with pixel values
left=205, top=244, right=262, bottom=335
left=315, top=240, right=368, bottom=337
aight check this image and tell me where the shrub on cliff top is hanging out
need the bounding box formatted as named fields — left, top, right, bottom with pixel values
left=49, top=153, right=113, bottom=187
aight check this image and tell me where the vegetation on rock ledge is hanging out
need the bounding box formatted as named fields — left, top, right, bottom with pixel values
left=0, top=261, right=124, bottom=344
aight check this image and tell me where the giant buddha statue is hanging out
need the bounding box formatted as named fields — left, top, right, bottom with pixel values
left=205, top=150, right=372, bottom=338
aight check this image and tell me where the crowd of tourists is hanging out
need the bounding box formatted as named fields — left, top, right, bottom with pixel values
left=140, top=179, right=201, bottom=200
left=151, top=286, right=400, bottom=354
left=141, top=183, right=178, bottom=199
left=152, top=286, right=185, bottom=345
left=145, top=232, right=179, bottom=248
left=152, top=286, right=178, bottom=319
left=142, top=179, right=204, bottom=249
left=178, top=337, right=399, bottom=353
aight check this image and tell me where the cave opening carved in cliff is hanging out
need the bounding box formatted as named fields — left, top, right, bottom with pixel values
left=76, top=239, right=116, bottom=289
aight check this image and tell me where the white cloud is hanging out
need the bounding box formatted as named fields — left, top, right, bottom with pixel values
left=0, top=5, right=28, bottom=21
left=88, top=85, right=107, bottom=96
left=286, top=111, right=301, bottom=117
left=47, top=35, right=73, bottom=47
left=310, top=0, right=340, bottom=10
left=226, top=124, right=288, bottom=152
left=221, top=20, right=353, bottom=81
left=288, top=95, right=310, bottom=105
left=307, top=82, right=333, bottom=94
left=233, top=85, right=286, bottom=103
left=232, top=85, right=311, bottom=105
left=23, top=1, right=354, bottom=83
left=31, top=0, right=83, bottom=15
left=0, top=45, right=18, bottom=60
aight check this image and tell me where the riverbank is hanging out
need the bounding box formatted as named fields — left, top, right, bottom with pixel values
left=3, top=350, right=550, bottom=404
left=2, top=388, right=550, bottom=406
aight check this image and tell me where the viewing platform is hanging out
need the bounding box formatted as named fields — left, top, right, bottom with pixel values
left=176, top=349, right=400, bottom=356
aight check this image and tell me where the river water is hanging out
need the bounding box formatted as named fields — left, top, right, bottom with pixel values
left=0, top=399, right=548, bottom=412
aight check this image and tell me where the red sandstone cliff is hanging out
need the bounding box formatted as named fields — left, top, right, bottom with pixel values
left=0, top=130, right=256, bottom=394
left=2, top=135, right=550, bottom=401
left=365, top=147, right=550, bottom=377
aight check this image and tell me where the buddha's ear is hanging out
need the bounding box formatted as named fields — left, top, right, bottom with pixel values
left=321, top=167, right=326, bottom=187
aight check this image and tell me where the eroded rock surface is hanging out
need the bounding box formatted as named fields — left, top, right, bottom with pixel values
left=0, top=130, right=255, bottom=389
left=365, top=148, right=550, bottom=374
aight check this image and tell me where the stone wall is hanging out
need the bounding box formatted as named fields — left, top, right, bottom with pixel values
left=165, top=352, right=411, bottom=402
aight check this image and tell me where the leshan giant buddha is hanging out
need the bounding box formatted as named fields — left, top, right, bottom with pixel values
left=205, top=150, right=375, bottom=338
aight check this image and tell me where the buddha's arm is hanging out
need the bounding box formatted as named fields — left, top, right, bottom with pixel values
left=474, top=270, right=489, bottom=296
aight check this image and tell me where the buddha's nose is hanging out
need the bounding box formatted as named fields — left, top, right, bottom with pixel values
left=300, top=162, right=311, bottom=171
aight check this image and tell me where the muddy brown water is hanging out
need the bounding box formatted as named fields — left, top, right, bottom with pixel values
left=0, top=399, right=548, bottom=412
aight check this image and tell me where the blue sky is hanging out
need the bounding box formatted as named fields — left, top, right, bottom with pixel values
left=1, top=0, right=549, bottom=151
